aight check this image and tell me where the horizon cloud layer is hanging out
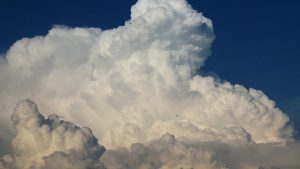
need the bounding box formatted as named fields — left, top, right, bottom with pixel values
left=0, top=0, right=299, bottom=168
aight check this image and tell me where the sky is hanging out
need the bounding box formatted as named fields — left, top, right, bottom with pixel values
left=0, top=0, right=300, bottom=168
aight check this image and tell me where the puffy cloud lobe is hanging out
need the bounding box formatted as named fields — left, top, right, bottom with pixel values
left=101, top=133, right=228, bottom=169
left=0, top=0, right=299, bottom=168
left=0, top=99, right=105, bottom=169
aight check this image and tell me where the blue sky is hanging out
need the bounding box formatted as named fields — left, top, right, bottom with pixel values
left=0, top=0, right=299, bottom=136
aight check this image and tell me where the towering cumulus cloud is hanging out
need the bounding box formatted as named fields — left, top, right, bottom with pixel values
left=0, top=0, right=299, bottom=168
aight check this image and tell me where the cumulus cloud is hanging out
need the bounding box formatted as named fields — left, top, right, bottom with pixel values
left=0, top=0, right=299, bottom=168
left=101, top=133, right=300, bottom=169
left=101, top=133, right=228, bottom=169
left=0, top=99, right=105, bottom=169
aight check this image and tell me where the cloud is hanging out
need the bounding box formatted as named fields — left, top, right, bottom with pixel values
left=1, top=101, right=298, bottom=169
left=0, top=0, right=299, bottom=168
left=101, top=133, right=228, bottom=169
left=0, top=99, right=105, bottom=169
left=101, top=133, right=300, bottom=169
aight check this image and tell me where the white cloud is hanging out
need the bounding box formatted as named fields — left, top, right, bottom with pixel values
left=0, top=99, right=105, bottom=169
left=0, top=0, right=298, bottom=168
left=101, top=133, right=228, bottom=169
left=101, top=133, right=300, bottom=169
